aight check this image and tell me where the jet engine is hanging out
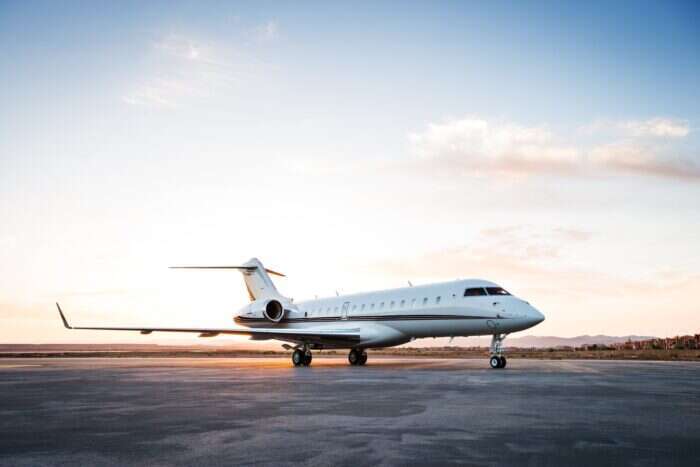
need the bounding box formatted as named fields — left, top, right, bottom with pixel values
left=263, top=299, right=285, bottom=323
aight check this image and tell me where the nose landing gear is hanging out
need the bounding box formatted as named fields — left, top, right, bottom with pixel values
left=489, top=355, right=507, bottom=369
left=348, top=348, right=367, bottom=366
left=489, top=334, right=508, bottom=369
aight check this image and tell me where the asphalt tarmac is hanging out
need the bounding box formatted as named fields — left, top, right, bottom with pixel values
left=0, top=357, right=698, bottom=466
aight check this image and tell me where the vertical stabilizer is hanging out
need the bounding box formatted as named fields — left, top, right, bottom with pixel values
left=240, top=258, right=284, bottom=301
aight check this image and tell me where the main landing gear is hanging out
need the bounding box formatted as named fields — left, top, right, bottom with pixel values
left=291, top=347, right=368, bottom=367
left=348, top=348, right=367, bottom=366
left=489, top=334, right=508, bottom=369
left=292, top=346, right=312, bottom=367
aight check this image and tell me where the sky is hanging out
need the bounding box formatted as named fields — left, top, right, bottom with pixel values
left=1, top=0, right=699, bottom=345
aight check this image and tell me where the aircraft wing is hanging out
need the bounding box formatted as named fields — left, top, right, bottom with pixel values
left=56, top=303, right=360, bottom=346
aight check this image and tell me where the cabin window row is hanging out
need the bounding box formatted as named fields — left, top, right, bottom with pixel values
left=309, top=296, right=443, bottom=315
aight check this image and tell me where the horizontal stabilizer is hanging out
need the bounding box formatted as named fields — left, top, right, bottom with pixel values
left=169, top=265, right=286, bottom=277
left=170, top=258, right=286, bottom=302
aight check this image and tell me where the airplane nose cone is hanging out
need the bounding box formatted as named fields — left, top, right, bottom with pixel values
left=529, top=306, right=545, bottom=326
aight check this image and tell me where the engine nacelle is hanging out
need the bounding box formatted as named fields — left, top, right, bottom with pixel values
left=263, top=299, right=285, bottom=323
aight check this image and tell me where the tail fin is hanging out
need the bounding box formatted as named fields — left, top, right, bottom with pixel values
left=169, top=257, right=285, bottom=301
left=238, top=258, right=284, bottom=300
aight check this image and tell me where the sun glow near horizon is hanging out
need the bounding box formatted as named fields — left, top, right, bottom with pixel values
left=1, top=1, right=699, bottom=344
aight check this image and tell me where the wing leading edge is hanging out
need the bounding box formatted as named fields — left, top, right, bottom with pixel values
left=55, top=303, right=360, bottom=345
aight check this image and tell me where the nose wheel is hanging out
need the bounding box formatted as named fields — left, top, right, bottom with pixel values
left=348, top=349, right=367, bottom=366
left=489, top=334, right=508, bottom=369
left=489, top=355, right=507, bottom=369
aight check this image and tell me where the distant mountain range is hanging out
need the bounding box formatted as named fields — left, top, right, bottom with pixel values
left=454, top=334, right=657, bottom=348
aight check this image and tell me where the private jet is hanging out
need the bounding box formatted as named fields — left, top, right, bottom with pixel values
left=56, top=258, right=545, bottom=369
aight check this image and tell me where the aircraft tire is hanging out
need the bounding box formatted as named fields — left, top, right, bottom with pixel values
left=348, top=349, right=359, bottom=365
left=292, top=349, right=304, bottom=367
left=499, top=356, right=507, bottom=368
left=359, top=352, right=367, bottom=365
left=303, top=352, right=312, bottom=366
left=489, top=356, right=501, bottom=369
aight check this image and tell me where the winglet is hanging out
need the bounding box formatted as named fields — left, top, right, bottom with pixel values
left=56, top=303, right=72, bottom=329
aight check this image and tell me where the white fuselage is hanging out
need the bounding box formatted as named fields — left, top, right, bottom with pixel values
left=234, top=279, right=545, bottom=349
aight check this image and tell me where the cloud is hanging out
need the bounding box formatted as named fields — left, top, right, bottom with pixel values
left=469, top=226, right=591, bottom=263
left=589, top=143, right=700, bottom=180
left=584, top=118, right=690, bottom=139
left=368, top=228, right=699, bottom=303
left=480, top=226, right=591, bottom=254
left=409, top=116, right=698, bottom=181
left=123, top=36, right=227, bottom=108
left=409, top=117, right=579, bottom=175
left=551, top=227, right=592, bottom=242
left=154, top=35, right=205, bottom=62
left=368, top=226, right=593, bottom=286
left=123, top=34, right=261, bottom=109
left=621, top=118, right=690, bottom=138
left=370, top=244, right=605, bottom=299
left=255, top=20, right=278, bottom=42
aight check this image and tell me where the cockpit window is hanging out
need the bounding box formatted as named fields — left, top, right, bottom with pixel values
left=464, top=287, right=487, bottom=296
left=486, top=287, right=510, bottom=296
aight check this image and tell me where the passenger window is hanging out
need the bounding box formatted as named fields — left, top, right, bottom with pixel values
left=436, top=296, right=441, bottom=304
left=370, top=303, right=375, bottom=310
left=464, top=288, right=487, bottom=296
left=486, top=287, right=510, bottom=295
left=411, top=298, right=416, bottom=308
left=352, top=305, right=356, bottom=311
left=390, top=301, right=395, bottom=309
left=361, top=304, right=365, bottom=311
left=422, top=297, right=428, bottom=305
left=400, top=299, right=405, bottom=308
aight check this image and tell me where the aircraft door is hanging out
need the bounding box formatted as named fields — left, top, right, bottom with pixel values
left=341, top=301, right=350, bottom=320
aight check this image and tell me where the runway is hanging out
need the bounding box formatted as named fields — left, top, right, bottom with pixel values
left=1, top=357, right=698, bottom=466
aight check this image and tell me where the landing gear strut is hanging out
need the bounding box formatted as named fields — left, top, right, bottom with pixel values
left=489, top=334, right=507, bottom=369
left=348, top=349, right=367, bottom=366
left=292, top=345, right=313, bottom=367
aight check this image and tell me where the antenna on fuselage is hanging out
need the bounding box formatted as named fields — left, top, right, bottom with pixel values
left=335, top=290, right=339, bottom=296
left=408, top=280, right=413, bottom=287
